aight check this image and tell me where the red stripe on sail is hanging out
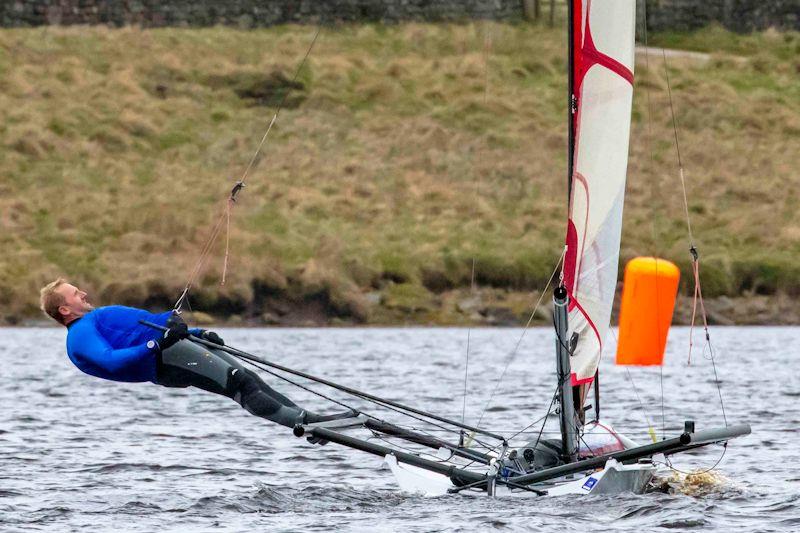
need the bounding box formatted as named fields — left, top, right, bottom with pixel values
left=565, top=172, right=589, bottom=311
left=572, top=0, right=583, bottom=104
left=574, top=0, right=634, bottom=92
left=564, top=220, right=578, bottom=294
left=569, top=294, right=600, bottom=344
left=571, top=373, right=595, bottom=386
left=563, top=0, right=632, bottom=385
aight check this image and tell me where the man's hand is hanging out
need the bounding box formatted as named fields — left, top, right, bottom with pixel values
left=197, top=329, right=225, bottom=346
left=159, top=322, right=189, bottom=351
left=165, top=313, right=186, bottom=329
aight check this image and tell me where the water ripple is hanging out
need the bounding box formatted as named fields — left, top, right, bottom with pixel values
left=1, top=326, right=797, bottom=531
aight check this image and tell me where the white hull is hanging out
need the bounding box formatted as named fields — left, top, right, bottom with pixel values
left=384, top=455, right=655, bottom=497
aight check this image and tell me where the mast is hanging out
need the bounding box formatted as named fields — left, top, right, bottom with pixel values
left=567, top=0, right=576, bottom=200
left=555, top=0, right=580, bottom=463
left=593, top=368, right=600, bottom=422
left=565, top=0, right=584, bottom=430
left=561, top=0, right=637, bottom=412
left=554, top=286, right=579, bottom=462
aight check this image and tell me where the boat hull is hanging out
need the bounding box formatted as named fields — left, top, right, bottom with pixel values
left=384, top=455, right=655, bottom=497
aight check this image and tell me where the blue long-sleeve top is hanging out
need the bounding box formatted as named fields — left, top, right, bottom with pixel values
left=65, top=306, right=199, bottom=383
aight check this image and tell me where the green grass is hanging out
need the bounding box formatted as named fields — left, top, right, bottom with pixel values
left=1, top=23, right=798, bottom=324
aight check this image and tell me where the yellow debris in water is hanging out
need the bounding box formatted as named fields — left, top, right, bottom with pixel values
left=659, top=470, right=730, bottom=496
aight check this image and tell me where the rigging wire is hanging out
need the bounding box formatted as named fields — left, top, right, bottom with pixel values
left=658, top=44, right=729, bottom=428
left=516, top=381, right=561, bottom=449
left=702, top=337, right=729, bottom=427
left=240, top=353, right=505, bottom=455
left=470, top=247, right=566, bottom=434
left=460, top=324, right=573, bottom=468
left=239, top=357, right=359, bottom=412
left=173, top=25, right=323, bottom=313
left=626, top=366, right=658, bottom=443
left=460, top=23, right=493, bottom=427
left=390, top=426, right=673, bottom=435
left=589, top=319, right=659, bottom=442
left=639, top=0, right=669, bottom=442
left=240, top=351, right=501, bottom=449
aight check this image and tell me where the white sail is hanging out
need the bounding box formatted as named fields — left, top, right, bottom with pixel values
left=563, top=0, right=636, bottom=384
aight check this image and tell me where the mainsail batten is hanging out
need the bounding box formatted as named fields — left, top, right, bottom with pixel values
left=564, top=0, right=636, bottom=385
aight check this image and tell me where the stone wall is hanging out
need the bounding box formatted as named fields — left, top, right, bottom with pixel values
left=0, top=0, right=522, bottom=28
left=0, top=1, right=797, bottom=31
left=644, top=0, right=799, bottom=32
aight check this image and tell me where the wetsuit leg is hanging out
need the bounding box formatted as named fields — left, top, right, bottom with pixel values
left=255, top=379, right=299, bottom=408
left=156, top=340, right=305, bottom=428
left=229, top=368, right=308, bottom=427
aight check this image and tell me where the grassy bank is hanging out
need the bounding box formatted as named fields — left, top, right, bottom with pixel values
left=1, top=23, right=798, bottom=325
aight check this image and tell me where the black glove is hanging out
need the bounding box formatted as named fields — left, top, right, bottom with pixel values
left=165, top=313, right=186, bottom=329
left=159, top=322, right=189, bottom=351
left=197, top=329, right=225, bottom=346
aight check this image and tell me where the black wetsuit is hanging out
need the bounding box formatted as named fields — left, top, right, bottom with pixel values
left=157, top=340, right=307, bottom=428
left=64, top=306, right=352, bottom=429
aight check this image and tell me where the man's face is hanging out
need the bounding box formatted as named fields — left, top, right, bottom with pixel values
left=55, top=283, right=94, bottom=322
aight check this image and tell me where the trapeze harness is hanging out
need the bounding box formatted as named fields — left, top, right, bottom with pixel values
left=65, top=306, right=346, bottom=428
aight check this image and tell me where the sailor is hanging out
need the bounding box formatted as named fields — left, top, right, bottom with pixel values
left=39, top=278, right=354, bottom=430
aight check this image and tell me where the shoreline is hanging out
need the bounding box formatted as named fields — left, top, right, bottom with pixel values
left=8, top=292, right=795, bottom=328
left=3, top=25, right=797, bottom=330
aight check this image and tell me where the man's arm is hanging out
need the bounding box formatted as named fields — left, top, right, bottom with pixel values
left=74, top=324, right=157, bottom=375
left=158, top=311, right=223, bottom=345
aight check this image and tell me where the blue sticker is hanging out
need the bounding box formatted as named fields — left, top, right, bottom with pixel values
left=582, top=477, right=598, bottom=491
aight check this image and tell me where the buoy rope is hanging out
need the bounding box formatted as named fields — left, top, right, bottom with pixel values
left=660, top=42, right=728, bottom=428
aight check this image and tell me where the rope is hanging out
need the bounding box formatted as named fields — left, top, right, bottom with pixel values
left=688, top=249, right=710, bottom=365
left=639, top=0, right=669, bottom=443
left=702, top=336, right=729, bottom=427
left=173, top=25, right=323, bottom=312
left=240, top=354, right=505, bottom=457
left=461, top=314, right=472, bottom=426
left=521, top=382, right=561, bottom=449
left=656, top=442, right=728, bottom=476
left=659, top=45, right=728, bottom=429
left=471, top=247, right=566, bottom=433
left=250, top=357, right=498, bottom=446
left=625, top=366, right=657, bottom=443
left=503, top=386, right=558, bottom=447
left=460, top=330, right=571, bottom=469
left=240, top=357, right=358, bottom=412
left=221, top=198, right=233, bottom=285
left=607, top=324, right=658, bottom=442
left=174, top=206, right=229, bottom=311
left=460, top=23, right=493, bottom=427
left=389, top=426, right=689, bottom=436
left=365, top=431, right=466, bottom=465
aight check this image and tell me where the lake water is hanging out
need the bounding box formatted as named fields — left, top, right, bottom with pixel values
left=1, top=326, right=797, bottom=532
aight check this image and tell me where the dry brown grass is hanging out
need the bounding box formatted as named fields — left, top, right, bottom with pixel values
left=1, top=23, right=798, bottom=324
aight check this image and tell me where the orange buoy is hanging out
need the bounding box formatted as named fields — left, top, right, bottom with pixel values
left=615, top=257, right=680, bottom=366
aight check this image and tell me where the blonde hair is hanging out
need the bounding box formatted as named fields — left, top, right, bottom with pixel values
left=40, top=278, right=68, bottom=325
